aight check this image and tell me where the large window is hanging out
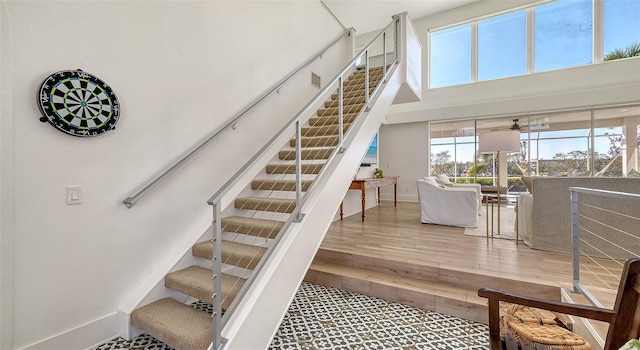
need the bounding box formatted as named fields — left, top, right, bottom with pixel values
left=429, top=106, right=640, bottom=192
left=428, top=0, right=640, bottom=88
left=603, top=0, right=640, bottom=59
left=534, top=0, right=592, bottom=72
left=478, top=10, right=527, bottom=80
left=429, top=24, right=471, bottom=88
left=430, top=121, right=476, bottom=181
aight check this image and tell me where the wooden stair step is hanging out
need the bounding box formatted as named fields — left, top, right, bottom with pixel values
left=234, top=197, right=296, bottom=213
left=130, top=298, right=212, bottom=350
left=305, top=261, right=488, bottom=324
left=313, top=248, right=561, bottom=301
left=165, top=266, right=244, bottom=309
left=251, top=179, right=312, bottom=191
left=289, top=135, right=339, bottom=148
left=265, top=163, right=323, bottom=175
left=221, top=216, right=283, bottom=238
left=193, top=240, right=267, bottom=271
left=279, top=148, right=333, bottom=160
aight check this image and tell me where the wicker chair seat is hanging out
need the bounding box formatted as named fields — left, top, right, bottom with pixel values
left=499, top=303, right=590, bottom=350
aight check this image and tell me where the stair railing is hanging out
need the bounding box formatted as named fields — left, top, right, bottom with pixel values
left=208, top=16, right=400, bottom=349
left=570, top=187, right=640, bottom=308
left=121, top=29, right=352, bottom=208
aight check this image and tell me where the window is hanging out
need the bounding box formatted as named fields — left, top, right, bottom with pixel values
left=429, top=106, right=640, bottom=191
left=534, top=0, right=593, bottom=72
left=429, top=0, right=636, bottom=88
left=603, top=0, right=640, bottom=60
left=478, top=10, right=527, bottom=81
left=430, top=121, right=476, bottom=182
left=429, top=24, right=471, bottom=88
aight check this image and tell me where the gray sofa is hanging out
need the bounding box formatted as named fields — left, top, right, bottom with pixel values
left=518, top=177, right=640, bottom=258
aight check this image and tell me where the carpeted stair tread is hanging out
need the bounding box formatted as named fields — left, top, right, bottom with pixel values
left=308, top=113, right=359, bottom=127
left=345, top=70, right=385, bottom=83
left=302, top=124, right=352, bottom=137
left=221, top=216, right=283, bottom=238
left=332, top=82, right=382, bottom=98
left=266, top=163, right=324, bottom=175
left=130, top=298, right=212, bottom=350
left=289, top=135, right=340, bottom=148
left=279, top=148, right=334, bottom=160
left=330, top=89, right=370, bottom=100
left=222, top=241, right=267, bottom=270
left=343, top=75, right=383, bottom=88
left=251, top=179, right=312, bottom=191
left=316, top=104, right=363, bottom=117
left=165, top=266, right=244, bottom=309
left=235, top=197, right=296, bottom=213
left=193, top=240, right=267, bottom=271
left=323, top=95, right=365, bottom=108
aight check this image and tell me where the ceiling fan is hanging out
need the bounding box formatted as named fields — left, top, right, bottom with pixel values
left=510, top=119, right=526, bottom=131
left=492, top=119, right=528, bottom=132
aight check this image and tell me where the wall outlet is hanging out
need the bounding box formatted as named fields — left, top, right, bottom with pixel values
left=66, top=185, right=83, bottom=205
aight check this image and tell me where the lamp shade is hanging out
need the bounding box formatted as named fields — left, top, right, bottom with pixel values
left=478, top=130, right=520, bottom=154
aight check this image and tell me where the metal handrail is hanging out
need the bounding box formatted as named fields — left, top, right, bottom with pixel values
left=122, top=29, right=352, bottom=208
left=209, top=16, right=401, bottom=349
left=208, top=18, right=398, bottom=206
left=570, top=186, right=640, bottom=307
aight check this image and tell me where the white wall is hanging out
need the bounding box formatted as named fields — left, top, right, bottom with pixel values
left=378, top=122, right=430, bottom=202
left=0, top=1, right=345, bottom=348
left=378, top=0, right=640, bottom=202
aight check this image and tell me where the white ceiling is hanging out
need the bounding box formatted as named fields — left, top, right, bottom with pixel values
left=323, top=0, right=479, bottom=34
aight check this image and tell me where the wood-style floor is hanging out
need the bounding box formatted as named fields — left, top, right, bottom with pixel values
left=311, top=201, right=622, bottom=308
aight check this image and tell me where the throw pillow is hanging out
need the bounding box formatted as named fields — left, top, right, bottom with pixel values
left=628, top=169, right=640, bottom=178
left=436, top=174, right=452, bottom=185
left=423, top=177, right=439, bottom=187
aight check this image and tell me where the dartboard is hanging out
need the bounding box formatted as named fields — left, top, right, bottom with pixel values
left=37, top=69, right=120, bottom=137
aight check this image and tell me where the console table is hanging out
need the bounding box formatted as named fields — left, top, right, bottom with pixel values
left=340, top=176, right=398, bottom=222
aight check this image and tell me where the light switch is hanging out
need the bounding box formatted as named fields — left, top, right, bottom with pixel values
left=66, top=185, right=83, bottom=205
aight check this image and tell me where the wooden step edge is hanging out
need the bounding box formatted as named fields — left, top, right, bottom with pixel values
left=313, top=247, right=561, bottom=301
left=305, top=261, right=488, bottom=324
left=307, top=261, right=478, bottom=304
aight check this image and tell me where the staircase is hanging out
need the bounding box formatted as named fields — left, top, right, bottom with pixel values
left=130, top=67, right=389, bottom=350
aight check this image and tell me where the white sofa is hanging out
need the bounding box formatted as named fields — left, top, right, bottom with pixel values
left=434, top=174, right=483, bottom=210
left=417, top=178, right=479, bottom=227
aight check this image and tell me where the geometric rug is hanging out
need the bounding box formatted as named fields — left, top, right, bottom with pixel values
left=464, top=203, right=517, bottom=241
left=94, top=282, right=490, bottom=349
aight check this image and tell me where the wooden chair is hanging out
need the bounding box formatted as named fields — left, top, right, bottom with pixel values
left=478, top=258, right=640, bottom=350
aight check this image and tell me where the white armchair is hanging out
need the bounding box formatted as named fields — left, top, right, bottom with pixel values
left=435, top=174, right=482, bottom=210
left=417, top=178, right=479, bottom=227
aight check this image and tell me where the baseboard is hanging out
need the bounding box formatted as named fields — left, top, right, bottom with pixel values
left=18, top=312, right=118, bottom=350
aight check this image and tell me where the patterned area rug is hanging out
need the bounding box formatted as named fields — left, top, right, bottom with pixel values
left=465, top=203, right=517, bottom=240
left=95, top=282, right=489, bottom=349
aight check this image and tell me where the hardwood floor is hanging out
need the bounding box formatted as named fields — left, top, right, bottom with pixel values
left=305, top=200, right=623, bottom=324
